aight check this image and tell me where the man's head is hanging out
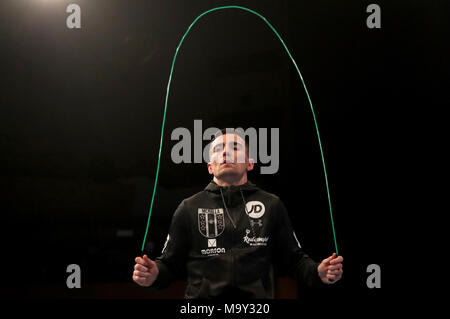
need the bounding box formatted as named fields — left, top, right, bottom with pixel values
left=207, top=129, right=254, bottom=186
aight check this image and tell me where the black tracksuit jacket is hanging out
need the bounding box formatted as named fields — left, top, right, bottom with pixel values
left=152, top=180, right=324, bottom=298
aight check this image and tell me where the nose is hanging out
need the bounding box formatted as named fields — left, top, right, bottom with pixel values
left=222, top=145, right=233, bottom=162
left=222, top=148, right=229, bottom=160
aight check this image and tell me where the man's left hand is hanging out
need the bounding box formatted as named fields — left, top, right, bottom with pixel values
left=318, top=253, right=343, bottom=284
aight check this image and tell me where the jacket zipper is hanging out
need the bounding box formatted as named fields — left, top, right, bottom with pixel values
left=220, top=187, right=241, bottom=287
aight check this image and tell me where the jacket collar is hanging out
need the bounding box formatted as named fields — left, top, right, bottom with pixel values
left=204, top=180, right=258, bottom=193
left=204, top=180, right=258, bottom=207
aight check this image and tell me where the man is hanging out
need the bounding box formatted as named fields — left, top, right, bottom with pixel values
left=133, top=129, right=343, bottom=298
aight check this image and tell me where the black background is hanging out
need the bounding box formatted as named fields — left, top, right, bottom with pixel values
left=0, top=0, right=445, bottom=307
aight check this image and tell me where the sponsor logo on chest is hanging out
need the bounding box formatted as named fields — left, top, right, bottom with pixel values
left=243, top=229, right=269, bottom=246
left=245, top=201, right=265, bottom=219
left=198, top=208, right=225, bottom=238
left=198, top=208, right=226, bottom=256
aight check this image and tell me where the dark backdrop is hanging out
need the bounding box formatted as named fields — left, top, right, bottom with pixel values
left=0, top=0, right=445, bottom=304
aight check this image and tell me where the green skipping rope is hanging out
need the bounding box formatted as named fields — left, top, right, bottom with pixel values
left=141, top=6, right=339, bottom=256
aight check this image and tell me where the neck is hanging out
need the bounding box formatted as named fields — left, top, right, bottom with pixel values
left=213, top=174, right=247, bottom=187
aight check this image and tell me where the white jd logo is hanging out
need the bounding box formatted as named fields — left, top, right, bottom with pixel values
left=245, top=201, right=265, bottom=219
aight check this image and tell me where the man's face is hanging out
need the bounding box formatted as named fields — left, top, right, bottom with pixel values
left=207, top=133, right=254, bottom=182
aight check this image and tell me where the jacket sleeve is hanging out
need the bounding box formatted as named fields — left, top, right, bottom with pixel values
left=151, top=200, right=190, bottom=289
left=272, top=198, right=324, bottom=288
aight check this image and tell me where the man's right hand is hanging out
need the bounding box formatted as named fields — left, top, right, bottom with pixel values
left=133, top=255, right=159, bottom=287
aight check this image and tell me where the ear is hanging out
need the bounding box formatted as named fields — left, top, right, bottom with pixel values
left=247, top=158, right=255, bottom=172
left=207, top=162, right=214, bottom=175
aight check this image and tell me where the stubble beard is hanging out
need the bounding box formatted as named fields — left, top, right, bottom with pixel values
left=216, top=166, right=244, bottom=184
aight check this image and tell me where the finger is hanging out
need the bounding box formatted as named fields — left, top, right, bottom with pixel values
left=330, top=269, right=343, bottom=279
left=328, top=264, right=342, bottom=271
left=135, top=256, right=151, bottom=267
left=135, top=257, right=145, bottom=265
left=330, top=256, right=343, bottom=264
left=133, top=275, right=148, bottom=284
left=327, top=269, right=337, bottom=276
left=134, top=264, right=149, bottom=272
left=327, top=269, right=337, bottom=275
left=133, top=274, right=146, bottom=281
left=143, top=255, right=154, bottom=266
left=322, top=253, right=336, bottom=265
left=328, top=268, right=342, bottom=275
left=134, top=270, right=151, bottom=278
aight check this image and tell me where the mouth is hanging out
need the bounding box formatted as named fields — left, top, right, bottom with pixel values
left=220, top=158, right=236, bottom=165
